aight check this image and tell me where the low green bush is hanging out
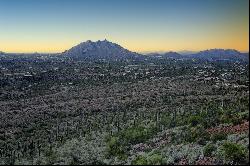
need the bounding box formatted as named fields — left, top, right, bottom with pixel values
left=131, top=152, right=163, bottom=165
left=238, top=111, right=249, bottom=121
left=131, top=155, right=148, bottom=165
left=106, top=136, right=126, bottom=159
left=147, top=153, right=163, bottom=165
left=210, top=132, right=227, bottom=142
left=203, top=143, right=216, bottom=156
left=185, top=124, right=209, bottom=144
left=188, top=115, right=203, bottom=127
left=106, top=124, right=157, bottom=159
left=222, top=142, right=247, bottom=164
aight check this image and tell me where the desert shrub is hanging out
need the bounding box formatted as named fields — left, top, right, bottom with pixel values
left=168, top=127, right=186, bottom=144
left=55, top=137, right=106, bottom=165
left=219, top=113, right=233, bottom=124
left=222, top=142, right=247, bottom=164
left=227, top=133, right=249, bottom=147
left=106, top=136, right=126, bottom=159
left=185, top=125, right=209, bottom=144
left=131, top=152, right=163, bottom=165
left=160, top=115, right=172, bottom=127
left=106, top=124, right=157, bottom=159
left=0, top=134, right=6, bottom=141
left=121, top=124, right=157, bottom=145
left=231, top=116, right=242, bottom=126
left=184, top=127, right=197, bottom=143
left=131, top=155, right=148, bottom=165
left=210, top=132, right=227, bottom=142
left=161, top=144, right=203, bottom=165
left=203, top=143, right=216, bottom=157
left=44, top=148, right=58, bottom=165
left=197, top=131, right=210, bottom=145
left=122, top=126, right=149, bottom=144
left=147, top=153, right=163, bottom=165
left=219, top=109, right=247, bottom=125
left=188, top=115, right=203, bottom=127
left=238, top=111, right=249, bottom=121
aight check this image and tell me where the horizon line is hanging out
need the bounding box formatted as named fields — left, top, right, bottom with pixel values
left=1, top=49, right=249, bottom=55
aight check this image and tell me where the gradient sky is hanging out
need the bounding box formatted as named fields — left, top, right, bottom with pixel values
left=0, top=0, right=249, bottom=53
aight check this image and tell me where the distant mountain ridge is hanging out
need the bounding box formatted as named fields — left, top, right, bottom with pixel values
left=148, top=49, right=249, bottom=62
left=162, top=51, right=183, bottom=58
left=177, top=50, right=198, bottom=55
left=0, top=41, right=249, bottom=62
left=190, top=49, right=249, bottom=62
left=148, top=51, right=185, bottom=59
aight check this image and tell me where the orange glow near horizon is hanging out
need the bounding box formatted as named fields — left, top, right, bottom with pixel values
left=0, top=35, right=248, bottom=53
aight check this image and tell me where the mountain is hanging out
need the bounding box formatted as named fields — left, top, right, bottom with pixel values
left=188, top=49, right=249, bottom=61
left=147, top=51, right=184, bottom=59
left=146, top=49, right=249, bottom=62
left=177, top=50, right=198, bottom=55
left=162, top=51, right=184, bottom=59
left=62, top=39, right=141, bottom=60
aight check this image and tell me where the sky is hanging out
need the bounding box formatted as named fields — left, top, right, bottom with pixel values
left=0, top=0, right=249, bottom=53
